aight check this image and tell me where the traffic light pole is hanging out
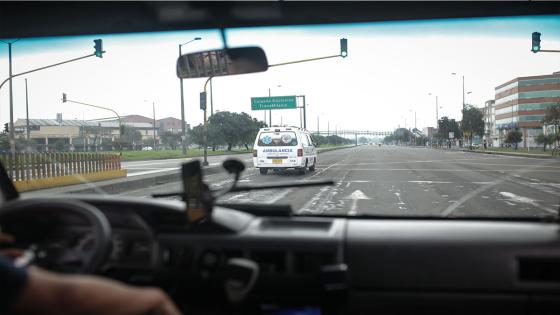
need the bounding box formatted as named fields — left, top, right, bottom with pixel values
left=62, top=96, right=123, bottom=153
left=0, top=52, right=99, bottom=155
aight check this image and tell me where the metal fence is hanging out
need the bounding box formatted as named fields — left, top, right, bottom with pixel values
left=0, top=153, right=122, bottom=181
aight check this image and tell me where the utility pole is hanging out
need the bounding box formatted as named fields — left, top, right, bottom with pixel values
left=178, top=37, right=201, bottom=156
left=436, top=95, right=439, bottom=126
left=210, top=77, right=214, bottom=116
left=152, top=102, right=157, bottom=150
left=25, top=78, right=30, bottom=141
left=317, top=116, right=319, bottom=134
left=414, top=111, right=417, bottom=129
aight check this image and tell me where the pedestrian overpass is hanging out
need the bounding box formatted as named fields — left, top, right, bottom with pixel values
left=314, top=130, right=393, bottom=137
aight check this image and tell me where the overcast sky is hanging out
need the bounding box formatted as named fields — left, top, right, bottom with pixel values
left=1, top=15, right=559, bottom=133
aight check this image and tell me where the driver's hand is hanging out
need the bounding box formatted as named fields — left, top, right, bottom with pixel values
left=0, top=233, right=24, bottom=260
left=14, top=267, right=183, bottom=315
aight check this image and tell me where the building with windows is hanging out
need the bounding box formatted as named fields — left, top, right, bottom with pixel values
left=494, top=72, right=560, bottom=148
left=481, top=100, right=497, bottom=146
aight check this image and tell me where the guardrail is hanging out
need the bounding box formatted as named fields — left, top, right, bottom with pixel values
left=0, top=152, right=122, bottom=182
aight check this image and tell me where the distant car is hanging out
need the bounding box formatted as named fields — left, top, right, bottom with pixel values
left=469, top=144, right=480, bottom=150
left=142, top=146, right=153, bottom=151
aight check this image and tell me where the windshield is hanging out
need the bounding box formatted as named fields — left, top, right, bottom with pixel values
left=1, top=15, right=559, bottom=218
left=258, top=132, right=298, bottom=146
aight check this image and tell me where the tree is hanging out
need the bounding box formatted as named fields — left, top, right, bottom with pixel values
left=535, top=133, right=555, bottom=151
left=160, top=131, right=181, bottom=150
left=505, top=128, right=523, bottom=150
left=543, top=104, right=560, bottom=147
left=437, top=117, right=462, bottom=142
left=461, top=105, right=484, bottom=145
left=114, top=125, right=142, bottom=150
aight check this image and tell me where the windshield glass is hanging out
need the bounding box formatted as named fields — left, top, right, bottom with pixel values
left=1, top=15, right=559, bottom=218
left=258, top=132, right=298, bottom=146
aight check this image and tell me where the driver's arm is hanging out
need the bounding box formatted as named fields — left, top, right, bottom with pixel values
left=12, top=267, right=183, bottom=315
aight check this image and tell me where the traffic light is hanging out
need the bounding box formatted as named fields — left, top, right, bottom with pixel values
left=340, top=38, right=348, bottom=58
left=3, top=123, right=8, bottom=133
left=94, top=39, right=104, bottom=58
left=62, top=93, right=67, bottom=103
left=532, top=32, right=541, bottom=53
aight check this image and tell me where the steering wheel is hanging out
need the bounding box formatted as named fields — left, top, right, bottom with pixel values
left=0, top=198, right=112, bottom=274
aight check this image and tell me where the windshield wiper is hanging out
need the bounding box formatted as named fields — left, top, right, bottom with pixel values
left=152, top=179, right=334, bottom=198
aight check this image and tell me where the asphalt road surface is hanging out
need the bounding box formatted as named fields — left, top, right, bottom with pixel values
left=123, top=154, right=253, bottom=177
left=121, top=145, right=560, bottom=218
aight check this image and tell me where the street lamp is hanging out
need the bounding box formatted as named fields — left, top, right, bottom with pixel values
left=428, top=93, right=439, bottom=127
left=1, top=39, right=20, bottom=155
left=178, top=36, right=202, bottom=156
left=451, top=72, right=466, bottom=111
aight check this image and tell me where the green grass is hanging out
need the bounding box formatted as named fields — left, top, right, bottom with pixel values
left=111, top=149, right=252, bottom=161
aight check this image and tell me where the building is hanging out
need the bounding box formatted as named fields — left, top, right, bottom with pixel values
left=481, top=100, right=497, bottom=146
left=157, top=117, right=184, bottom=133
left=14, top=115, right=160, bottom=151
left=494, top=72, right=560, bottom=148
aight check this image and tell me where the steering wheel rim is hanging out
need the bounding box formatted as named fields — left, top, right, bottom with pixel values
left=0, top=198, right=112, bottom=274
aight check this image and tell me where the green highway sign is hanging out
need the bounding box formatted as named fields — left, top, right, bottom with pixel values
left=251, top=96, right=297, bottom=111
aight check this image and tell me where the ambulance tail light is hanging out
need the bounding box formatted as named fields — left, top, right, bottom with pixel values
left=253, top=150, right=258, bottom=157
left=297, top=149, right=303, bottom=157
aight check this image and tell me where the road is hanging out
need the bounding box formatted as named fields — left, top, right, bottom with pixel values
left=123, top=154, right=253, bottom=177
left=120, top=145, right=560, bottom=218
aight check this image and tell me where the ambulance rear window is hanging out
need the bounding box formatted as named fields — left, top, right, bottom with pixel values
left=257, top=132, right=298, bottom=147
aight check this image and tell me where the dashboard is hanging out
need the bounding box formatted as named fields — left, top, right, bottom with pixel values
left=20, top=194, right=560, bottom=315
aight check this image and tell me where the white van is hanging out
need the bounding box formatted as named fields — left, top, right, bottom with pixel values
left=253, top=126, right=317, bottom=175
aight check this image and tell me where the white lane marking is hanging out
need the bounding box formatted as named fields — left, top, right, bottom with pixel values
left=127, top=167, right=178, bottom=177
left=343, top=190, right=371, bottom=216
left=472, top=182, right=494, bottom=185
left=343, top=190, right=371, bottom=200
left=408, top=180, right=452, bottom=184
left=498, top=191, right=557, bottom=215
left=265, top=189, right=293, bottom=204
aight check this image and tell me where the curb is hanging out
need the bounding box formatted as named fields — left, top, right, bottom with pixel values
left=459, top=149, right=557, bottom=159
left=14, top=169, right=128, bottom=192
left=23, top=165, right=224, bottom=195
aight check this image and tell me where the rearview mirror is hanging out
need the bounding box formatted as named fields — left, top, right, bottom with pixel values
left=177, top=47, right=268, bottom=79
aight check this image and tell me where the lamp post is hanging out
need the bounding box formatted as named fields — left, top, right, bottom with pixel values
left=178, top=37, right=201, bottom=155
left=1, top=39, right=20, bottom=155
left=451, top=73, right=465, bottom=112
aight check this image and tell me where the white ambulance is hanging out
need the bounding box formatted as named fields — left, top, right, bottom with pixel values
left=253, top=126, right=317, bottom=175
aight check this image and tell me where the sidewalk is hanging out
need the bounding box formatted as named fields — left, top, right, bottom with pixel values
left=430, top=146, right=557, bottom=159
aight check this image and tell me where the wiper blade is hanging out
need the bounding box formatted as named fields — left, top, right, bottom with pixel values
left=152, top=180, right=334, bottom=198
left=228, top=180, right=334, bottom=193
